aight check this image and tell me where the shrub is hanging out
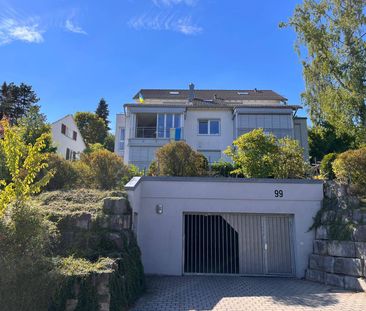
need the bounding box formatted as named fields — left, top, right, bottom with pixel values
left=81, top=149, right=129, bottom=189
left=333, top=147, right=366, bottom=193
left=210, top=161, right=243, bottom=177
left=152, top=141, right=208, bottom=176
left=225, top=129, right=308, bottom=179
left=147, top=160, right=158, bottom=176
left=46, top=154, right=79, bottom=190
left=319, top=153, right=337, bottom=179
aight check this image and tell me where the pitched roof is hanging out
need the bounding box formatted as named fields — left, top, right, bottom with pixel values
left=133, top=89, right=287, bottom=101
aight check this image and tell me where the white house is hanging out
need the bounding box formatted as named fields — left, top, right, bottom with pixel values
left=115, top=84, right=309, bottom=169
left=51, top=115, right=86, bottom=160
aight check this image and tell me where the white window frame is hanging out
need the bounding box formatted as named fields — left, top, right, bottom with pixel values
left=198, top=119, right=221, bottom=136
left=157, top=113, right=181, bottom=139
left=119, top=127, right=125, bottom=151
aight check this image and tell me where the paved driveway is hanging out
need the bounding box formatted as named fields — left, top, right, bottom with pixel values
left=131, top=276, right=366, bottom=311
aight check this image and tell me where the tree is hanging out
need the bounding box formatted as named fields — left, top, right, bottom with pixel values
left=281, top=0, right=366, bottom=142
left=225, top=129, right=308, bottom=178
left=308, top=122, right=355, bottom=162
left=0, top=82, right=40, bottom=123
left=74, top=112, right=108, bottom=145
left=95, top=98, right=110, bottom=130
left=151, top=141, right=208, bottom=176
left=103, top=133, right=115, bottom=152
left=17, top=106, right=56, bottom=153
left=0, top=119, right=54, bottom=216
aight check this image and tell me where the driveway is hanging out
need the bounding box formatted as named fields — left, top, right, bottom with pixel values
left=131, top=276, right=366, bottom=311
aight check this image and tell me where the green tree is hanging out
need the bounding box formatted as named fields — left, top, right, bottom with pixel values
left=0, top=82, right=40, bottom=123
left=74, top=112, right=108, bottom=145
left=103, top=133, right=115, bottom=152
left=225, top=129, right=308, bottom=178
left=281, top=0, right=366, bottom=142
left=308, top=122, right=355, bottom=162
left=95, top=98, right=110, bottom=130
left=0, top=119, right=54, bottom=216
left=17, top=106, right=56, bottom=153
left=151, top=141, right=208, bottom=176
left=225, top=129, right=278, bottom=178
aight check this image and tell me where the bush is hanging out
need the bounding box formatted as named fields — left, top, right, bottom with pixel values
left=333, top=147, right=366, bottom=193
left=320, top=153, right=337, bottom=179
left=46, top=154, right=79, bottom=190
left=81, top=149, right=129, bottom=189
left=225, top=129, right=308, bottom=178
left=210, top=161, right=244, bottom=177
left=151, top=141, right=208, bottom=176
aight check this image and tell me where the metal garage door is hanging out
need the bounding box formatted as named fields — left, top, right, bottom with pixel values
left=183, top=213, right=294, bottom=276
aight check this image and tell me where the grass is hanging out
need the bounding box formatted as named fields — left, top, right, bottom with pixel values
left=32, top=189, right=126, bottom=217
left=56, top=256, right=115, bottom=276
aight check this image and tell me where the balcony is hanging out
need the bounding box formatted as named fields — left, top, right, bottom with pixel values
left=136, top=127, right=157, bottom=138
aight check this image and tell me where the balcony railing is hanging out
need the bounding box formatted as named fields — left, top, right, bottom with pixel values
left=136, top=127, right=157, bottom=138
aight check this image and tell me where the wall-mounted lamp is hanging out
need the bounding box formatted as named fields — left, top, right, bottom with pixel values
left=156, top=204, right=163, bottom=215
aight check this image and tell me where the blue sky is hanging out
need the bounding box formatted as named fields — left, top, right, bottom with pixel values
left=0, top=0, right=306, bottom=132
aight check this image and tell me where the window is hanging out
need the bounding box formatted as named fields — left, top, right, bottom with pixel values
left=199, top=150, right=222, bottom=164
left=61, top=123, right=66, bottom=134
left=119, top=128, right=125, bottom=151
left=66, top=148, right=70, bottom=160
left=73, top=131, right=77, bottom=141
left=198, top=119, right=220, bottom=135
left=157, top=113, right=181, bottom=139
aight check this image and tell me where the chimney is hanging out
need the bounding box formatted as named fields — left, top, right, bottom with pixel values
left=188, top=83, right=195, bottom=102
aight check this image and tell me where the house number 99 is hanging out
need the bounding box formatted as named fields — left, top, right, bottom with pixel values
left=274, top=190, right=284, bottom=198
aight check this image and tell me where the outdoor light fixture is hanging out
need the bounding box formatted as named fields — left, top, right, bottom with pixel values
left=156, top=204, right=163, bottom=215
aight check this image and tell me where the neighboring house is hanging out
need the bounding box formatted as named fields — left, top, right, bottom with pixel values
left=115, top=84, right=309, bottom=169
left=51, top=115, right=86, bottom=160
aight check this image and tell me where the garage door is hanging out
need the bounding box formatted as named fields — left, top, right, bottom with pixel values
left=183, top=213, right=294, bottom=276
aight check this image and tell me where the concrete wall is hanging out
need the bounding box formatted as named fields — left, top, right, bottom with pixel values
left=126, top=177, right=323, bottom=278
left=51, top=115, right=86, bottom=159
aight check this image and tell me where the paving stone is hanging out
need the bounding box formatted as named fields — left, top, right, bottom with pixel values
left=328, top=241, right=356, bottom=257
left=131, top=276, right=366, bottom=311
left=313, top=240, right=328, bottom=255
left=334, top=257, right=363, bottom=276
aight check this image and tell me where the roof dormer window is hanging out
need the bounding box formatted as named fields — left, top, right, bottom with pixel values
left=169, top=91, right=180, bottom=95
left=237, top=92, right=249, bottom=95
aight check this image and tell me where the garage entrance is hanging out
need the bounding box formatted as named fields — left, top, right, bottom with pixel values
left=183, top=213, right=294, bottom=276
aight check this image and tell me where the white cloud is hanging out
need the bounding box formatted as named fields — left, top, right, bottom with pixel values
left=65, top=19, right=87, bottom=35
left=0, top=18, right=43, bottom=45
left=128, top=13, right=202, bottom=35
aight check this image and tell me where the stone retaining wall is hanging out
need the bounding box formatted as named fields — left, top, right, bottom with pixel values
left=306, top=181, right=366, bottom=291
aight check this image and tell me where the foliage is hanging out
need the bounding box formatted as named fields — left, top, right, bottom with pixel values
left=45, top=154, right=79, bottom=190
left=17, top=106, right=56, bottom=153
left=84, top=142, right=105, bottom=154
left=333, top=147, right=366, bottom=193
left=225, top=129, right=278, bottom=178
left=81, top=149, right=129, bottom=189
left=104, top=133, right=115, bottom=152
left=0, top=205, right=59, bottom=311
left=95, top=98, right=110, bottom=130
left=152, top=141, right=208, bottom=176
left=0, top=82, right=40, bottom=123
left=122, top=164, right=143, bottom=184
left=56, top=256, right=115, bottom=276
left=210, top=160, right=245, bottom=177
left=147, top=160, right=158, bottom=176
left=273, top=137, right=309, bottom=179
left=74, top=112, right=108, bottom=145
left=308, top=122, right=356, bottom=162
left=225, top=129, right=308, bottom=178
left=281, top=0, right=366, bottom=142
left=319, top=152, right=337, bottom=180
left=0, top=120, right=54, bottom=216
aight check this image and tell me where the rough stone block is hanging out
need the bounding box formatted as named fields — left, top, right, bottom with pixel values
left=326, top=273, right=345, bottom=288
left=353, top=225, right=366, bottom=242
left=316, top=226, right=328, bottom=240
left=99, top=302, right=110, bottom=311
left=353, top=210, right=366, bottom=223
left=309, top=254, right=324, bottom=271
left=75, top=213, right=91, bottom=230
left=97, top=273, right=111, bottom=295
left=65, top=299, right=78, bottom=311
left=106, top=232, right=123, bottom=250
left=314, top=240, right=328, bottom=255
left=344, top=276, right=366, bottom=292
left=306, top=269, right=325, bottom=283
left=355, top=242, right=366, bottom=259
left=334, top=257, right=363, bottom=276
left=323, top=256, right=335, bottom=273
left=328, top=241, right=356, bottom=257
left=103, top=197, right=130, bottom=215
